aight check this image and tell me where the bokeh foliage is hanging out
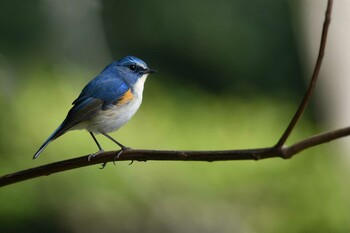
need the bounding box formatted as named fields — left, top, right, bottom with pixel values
left=1, top=0, right=350, bottom=233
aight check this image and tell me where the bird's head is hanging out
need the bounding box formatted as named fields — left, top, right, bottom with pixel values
left=114, top=56, right=156, bottom=84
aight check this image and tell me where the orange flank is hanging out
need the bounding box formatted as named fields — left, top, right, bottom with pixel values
left=116, top=89, right=134, bottom=106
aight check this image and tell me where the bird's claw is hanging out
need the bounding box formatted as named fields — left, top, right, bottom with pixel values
left=88, top=146, right=130, bottom=168
left=113, top=146, right=130, bottom=165
left=99, top=162, right=108, bottom=169
left=88, top=149, right=104, bottom=162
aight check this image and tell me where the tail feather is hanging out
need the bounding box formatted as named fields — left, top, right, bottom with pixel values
left=33, top=124, right=65, bottom=159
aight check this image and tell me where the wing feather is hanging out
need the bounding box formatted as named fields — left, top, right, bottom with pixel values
left=55, top=76, right=130, bottom=137
left=53, top=98, right=103, bottom=138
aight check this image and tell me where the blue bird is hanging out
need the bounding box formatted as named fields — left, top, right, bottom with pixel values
left=33, top=56, right=156, bottom=160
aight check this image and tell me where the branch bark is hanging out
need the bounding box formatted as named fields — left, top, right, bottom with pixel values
left=0, top=0, right=338, bottom=188
left=1, top=124, right=348, bottom=187
left=275, top=0, right=333, bottom=147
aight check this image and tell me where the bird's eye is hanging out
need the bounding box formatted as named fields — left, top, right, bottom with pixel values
left=129, top=64, right=136, bottom=71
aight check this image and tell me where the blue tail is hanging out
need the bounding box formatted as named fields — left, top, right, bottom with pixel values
left=33, top=124, right=65, bottom=159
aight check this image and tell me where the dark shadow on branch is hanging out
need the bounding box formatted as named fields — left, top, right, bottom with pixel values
left=0, top=0, right=337, bottom=188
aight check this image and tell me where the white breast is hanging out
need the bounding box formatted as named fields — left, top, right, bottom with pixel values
left=79, top=74, right=148, bottom=134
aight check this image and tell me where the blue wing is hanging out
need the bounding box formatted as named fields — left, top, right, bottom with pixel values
left=73, top=75, right=130, bottom=109
left=33, top=75, right=130, bottom=159
left=62, top=75, right=130, bottom=131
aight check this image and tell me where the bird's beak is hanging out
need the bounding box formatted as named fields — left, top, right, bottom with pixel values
left=144, top=68, right=157, bottom=74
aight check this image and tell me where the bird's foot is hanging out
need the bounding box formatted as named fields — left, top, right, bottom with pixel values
left=113, top=146, right=131, bottom=165
left=88, top=149, right=104, bottom=162
left=99, top=162, right=108, bottom=169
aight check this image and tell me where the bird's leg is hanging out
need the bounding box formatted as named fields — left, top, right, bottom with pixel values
left=88, top=132, right=104, bottom=161
left=101, top=132, right=130, bottom=164
left=101, top=132, right=128, bottom=149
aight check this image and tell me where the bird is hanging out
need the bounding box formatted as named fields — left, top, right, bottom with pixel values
left=33, top=56, right=156, bottom=161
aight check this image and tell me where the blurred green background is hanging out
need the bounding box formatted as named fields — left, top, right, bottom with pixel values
left=1, top=0, right=350, bottom=232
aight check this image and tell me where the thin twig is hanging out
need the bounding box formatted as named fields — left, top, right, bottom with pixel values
left=0, top=0, right=338, bottom=188
left=275, top=0, right=333, bottom=147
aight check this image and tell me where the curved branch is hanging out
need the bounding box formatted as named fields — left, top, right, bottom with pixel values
left=0, top=0, right=337, bottom=187
left=1, top=124, right=350, bottom=187
left=283, top=126, right=350, bottom=157
left=275, top=0, right=333, bottom=147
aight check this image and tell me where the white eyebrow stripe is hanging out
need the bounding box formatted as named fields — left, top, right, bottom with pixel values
left=138, top=63, right=147, bottom=69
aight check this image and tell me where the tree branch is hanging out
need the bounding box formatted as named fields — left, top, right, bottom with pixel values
left=275, top=0, right=333, bottom=147
left=0, top=0, right=338, bottom=188
left=1, top=124, right=348, bottom=187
